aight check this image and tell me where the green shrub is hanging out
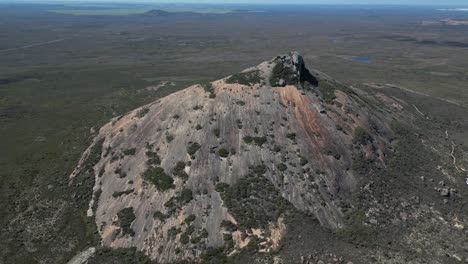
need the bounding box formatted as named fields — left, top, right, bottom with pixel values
left=178, top=188, right=193, bottom=204
left=123, top=148, right=136, bottom=156
left=185, top=214, right=196, bottom=224
left=168, top=227, right=181, bottom=238
left=173, top=161, right=188, bottom=180
left=164, top=189, right=193, bottom=212
left=216, top=174, right=293, bottom=230
left=117, top=207, right=136, bottom=237
left=190, top=236, right=201, bottom=244
left=142, top=167, right=174, bottom=191
left=230, top=148, right=236, bottom=155
left=220, top=220, right=238, bottom=231
left=277, top=163, right=287, bottom=171
left=145, top=150, right=161, bottom=166
left=218, top=148, right=229, bottom=158
left=180, top=232, right=190, bottom=244
left=187, top=142, right=201, bottom=157
left=114, top=167, right=127, bottom=178
left=201, top=247, right=228, bottom=264
left=250, top=164, right=267, bottom=175
left=215, top=182, right=230, bottom=193
left=270, top=61, right=299, bottom=87
left=166, top=134, right=174, bottom=143
left=88, top=247, right=151, bottom=264
left=213, top=128, right=220, bottom=138
left=286, top=133, right=296, bottom=140
left=201, top=82, right=216, bottom=98
left=243, top=136, right=267, bottom=146
left=226, top=70, right=263, bottom=86
left=136, top=108, right=149, bottom=118
left=112, top=189, right=134, bottom=198
left=153, top=211, right=167, bottom=221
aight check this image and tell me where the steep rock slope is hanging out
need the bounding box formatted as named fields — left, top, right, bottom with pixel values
left=70, top=53, right=421, bottom=263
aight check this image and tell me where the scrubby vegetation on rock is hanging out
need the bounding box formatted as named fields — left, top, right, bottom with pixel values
left=216, top=172, right=293, bottom=230
left=226, top=70, right=263, bottom=86
left=117, top=207, right=136, bottom=237
left=270, top=61, right=299, bottom=87
left=142, top=167, right=174, bottom=191
left=243, top=136, right=267, bottom=146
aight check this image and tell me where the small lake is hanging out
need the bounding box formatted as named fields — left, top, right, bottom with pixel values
left=351, top=57, right=372, bottom=62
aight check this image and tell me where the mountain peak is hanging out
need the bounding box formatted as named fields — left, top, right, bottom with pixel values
left=70, top=53, right=404, bottom=263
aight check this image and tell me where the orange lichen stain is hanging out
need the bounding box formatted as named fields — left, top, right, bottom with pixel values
left=111, top=236, right=127, bottom=248
left=279, top=86, right=325, bottom=147
left=214, top=80, right=245, bottom=93
left=101, top=224, right=119, bottom=241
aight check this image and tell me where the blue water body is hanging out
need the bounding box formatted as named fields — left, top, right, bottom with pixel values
left=352, top=57, right=372, bottom=62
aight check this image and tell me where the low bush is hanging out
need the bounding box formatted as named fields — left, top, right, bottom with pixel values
left=142, top=167, right=174, bottom=191
left=187, top=142, right=201, bottom=157
left=218, top=148, right=229, bottom=158
left=226, top=70, right=263, bottom=86
left=117, top=207, right=136, bottom=237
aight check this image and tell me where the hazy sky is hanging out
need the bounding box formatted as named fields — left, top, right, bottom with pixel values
left=81, top=0, right=468, bottom=6
left=151, top=0, right=467, bottom=4
left=3, top=0, right=468, bottom=5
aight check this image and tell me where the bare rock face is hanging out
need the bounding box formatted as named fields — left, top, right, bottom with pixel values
left=70, top=52, right=400, bottom=263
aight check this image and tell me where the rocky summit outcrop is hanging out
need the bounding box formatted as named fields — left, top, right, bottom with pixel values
left=69, top=52, right=445, bottom=263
